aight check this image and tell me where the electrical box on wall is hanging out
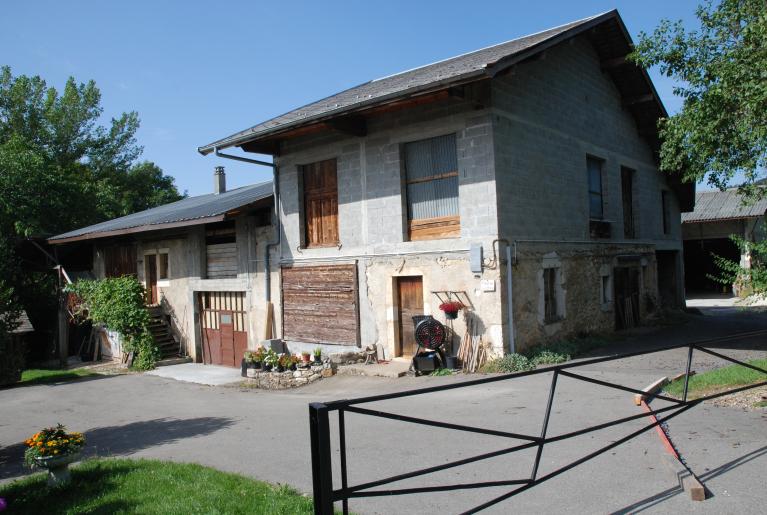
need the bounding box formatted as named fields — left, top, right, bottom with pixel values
left=470, top=243, right=483, bottom=274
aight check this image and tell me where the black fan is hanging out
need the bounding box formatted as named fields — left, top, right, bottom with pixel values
left=414, top=316, right=446, bottom=350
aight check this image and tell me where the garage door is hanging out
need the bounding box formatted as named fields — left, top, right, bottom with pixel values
left=281, top=264, right=359, bottom=345
left=199, top=291, right=247, bottom=367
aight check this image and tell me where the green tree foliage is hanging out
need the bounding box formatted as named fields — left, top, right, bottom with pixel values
left=711, top=225, right=767, bottom=296
left=67, top=277, right=160, bottom=370
left=631, top=0, right=767, bottom=199
left=0, top=66, right=184, bottom=347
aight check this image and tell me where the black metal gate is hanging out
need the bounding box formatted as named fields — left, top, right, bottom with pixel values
left=309, top=330, right=767, bottom=514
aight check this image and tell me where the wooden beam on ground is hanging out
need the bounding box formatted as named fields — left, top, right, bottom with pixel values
left=670, top=370, right=696, bottom=382
left=634, top=376, right=669, bottom=405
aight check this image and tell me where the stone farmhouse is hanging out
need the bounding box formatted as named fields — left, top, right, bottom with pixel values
left=50, top=10, right=694, bottom=367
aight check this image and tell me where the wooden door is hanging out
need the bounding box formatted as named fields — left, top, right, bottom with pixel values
left=614, top=266, right=640, bottom=330
left=397, top=276, right=423, bottom=357
left=145, top=254, right=158, bottom=305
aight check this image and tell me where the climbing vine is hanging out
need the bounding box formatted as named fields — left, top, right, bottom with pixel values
left=66, top=277, right=159, bottom=370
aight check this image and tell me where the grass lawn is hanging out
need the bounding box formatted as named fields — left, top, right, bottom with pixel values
left=15, top=368, right=99, bottom=387
left=665, top=358, right=767, bottom=398
left=0, top=458, right=314, bottom=514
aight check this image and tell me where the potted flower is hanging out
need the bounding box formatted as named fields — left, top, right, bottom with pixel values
left=301, top=351, right=311, bottom=364
left=252, top=346, right=266, bottom=368
left=263, top=349, right=278, bottom=372
left=289, top=355, right=300, bottom=371
left=439, top=300, right=464, bottom=320
left=313, top=347, right=323, bottom=364
left=276, top=353, right=289, bottom=373
left=24, top=424, right=85, bottom=487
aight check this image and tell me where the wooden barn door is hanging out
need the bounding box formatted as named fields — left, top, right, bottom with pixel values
left=200, top=292, right=248, bottom=367
left=397, top=276, right=423, bottom=357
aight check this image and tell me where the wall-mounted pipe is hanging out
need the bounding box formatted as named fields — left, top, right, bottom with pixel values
left=213, top=148, right=279, bottom=302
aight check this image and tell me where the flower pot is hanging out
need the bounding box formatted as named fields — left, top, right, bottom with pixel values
left=302, top=355, right=311, bottom=363
left=246, top=367, right=258, bottom=378
left=262, top=364, right=273, bottom=372
left=275, top=365, right=285, bottom=373
left=251, top=361, right=261, bottom=370
left=444, top=311, right=458, bottom=320
left=446, top=356, right=459, bottom=369
left=313, top=357, right=322, bottom=364
left=290, top=364, right=297, bottom=371
left=241, top=358, right=248, bottom=377
left=35, top=451, right=81, bottom=487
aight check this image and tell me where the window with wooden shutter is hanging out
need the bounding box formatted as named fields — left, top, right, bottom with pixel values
left=404, top=134, right=460, bottom=240
left=302, top=159, right=339, bottom=247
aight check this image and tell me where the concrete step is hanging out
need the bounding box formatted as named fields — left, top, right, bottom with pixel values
left=336, top=358, right=411, bottom=378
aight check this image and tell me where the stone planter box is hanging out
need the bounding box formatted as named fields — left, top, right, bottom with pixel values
left=243, top=363, right=334, bottom=389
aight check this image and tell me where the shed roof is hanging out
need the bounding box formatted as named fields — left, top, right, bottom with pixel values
left=49, top=181, right=273, bottom=244
left=682, top=189, right=767, bottom=223
left=198, top=11, right=634, bottom=155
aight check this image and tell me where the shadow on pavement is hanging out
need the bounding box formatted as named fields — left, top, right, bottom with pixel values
left=0, top=416, right=234, bottom=482
left=610, top=445, right=767, bottom=514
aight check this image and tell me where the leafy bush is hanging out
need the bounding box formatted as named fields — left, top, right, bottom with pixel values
left=481, top=354, right=534, bottom=373
left=529, top=350, right=569, bottom=367
left=66, top=277, right=159, bottom=370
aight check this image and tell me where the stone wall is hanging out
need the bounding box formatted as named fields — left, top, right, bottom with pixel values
left=244, top=363, right=333, bottom=389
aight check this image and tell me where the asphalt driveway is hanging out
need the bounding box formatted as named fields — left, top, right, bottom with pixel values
left=2, top=306, right=765, bottom=514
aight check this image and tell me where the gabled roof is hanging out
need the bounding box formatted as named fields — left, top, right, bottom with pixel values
left=682, top=189, right=767, bottom=224
left=198, top=10, right=629, bottom=155
left=49, top=181, right=273, bottom=244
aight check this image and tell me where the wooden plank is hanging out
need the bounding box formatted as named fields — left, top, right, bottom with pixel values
left=409, top=216, right=460, bottom=241
left=683, top=474, right=706, bottom=501
left=264, top=301, right=273, bottom=340
left=634, top=376, right=669, bottom=405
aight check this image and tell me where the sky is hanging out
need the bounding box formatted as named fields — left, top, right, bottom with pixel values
left=1, top=0, right=705, bottom=197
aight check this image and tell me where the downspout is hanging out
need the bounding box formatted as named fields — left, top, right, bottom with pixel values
left=492, top=238, right=516, bottom=355
left=213, top=148, right=279, bottom=302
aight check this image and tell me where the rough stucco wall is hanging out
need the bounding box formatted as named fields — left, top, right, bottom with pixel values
left=274, top=97, right=504, bottom=355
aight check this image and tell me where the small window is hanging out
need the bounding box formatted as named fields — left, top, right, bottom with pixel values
left=661, top=191, right=671, bottom=235
left=302, top=159, right=339, bottom=247
left=404, top=134, right=460, bottom=240
left=601, top=275, right=610, bottom=304
left=158, top=252, right=169, bottom=281
left=544, top=268, right=558, bottom=323
left=621, top=167, right=635, bottom=238
left=587, top=157, right=604, bottom=220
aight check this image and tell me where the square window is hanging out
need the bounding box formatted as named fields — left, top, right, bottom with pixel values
left=158, top=252, right=169, bottom=281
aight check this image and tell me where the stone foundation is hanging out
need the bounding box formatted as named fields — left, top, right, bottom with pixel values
left=244, top=363, right=334, bottom=389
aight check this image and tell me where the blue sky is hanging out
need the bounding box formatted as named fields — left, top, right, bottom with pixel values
left=2, top=1, right=703, bottom=196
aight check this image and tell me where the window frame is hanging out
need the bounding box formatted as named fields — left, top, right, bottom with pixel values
left=143, top=248, right=170, bottom=287
left=301, top=158, right=339, bottom=248
left=403, top=134, right=460, bottom=241
left=587, top=156, right=604, bottom=221
left=543, top=267, right=559, bottom=324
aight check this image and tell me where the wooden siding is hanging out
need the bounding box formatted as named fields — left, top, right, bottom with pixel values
left=303, top=159, right=339, bottom=247
left=103, top=244, right=137, bottom=277
left=281, top=264, right=359, bottom=345
left=206, top=242, right=238, bottom=278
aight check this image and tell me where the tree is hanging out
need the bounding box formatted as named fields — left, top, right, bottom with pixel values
left=0, top=66, right=184, bottom=354
left=631, top=0, right=767, bottom=200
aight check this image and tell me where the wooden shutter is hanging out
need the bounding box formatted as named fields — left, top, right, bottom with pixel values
left=281, top=264, right=359, bottom=345
left=104, top=244, right=137, bottom=277
left=303, top=159, right=339, bottom=247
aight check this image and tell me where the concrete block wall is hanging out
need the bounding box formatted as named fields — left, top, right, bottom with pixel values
left=490, top=35, right=685, bottom=347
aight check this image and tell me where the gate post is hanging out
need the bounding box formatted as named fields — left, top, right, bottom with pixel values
left=309, top=402, right=334, bottom=515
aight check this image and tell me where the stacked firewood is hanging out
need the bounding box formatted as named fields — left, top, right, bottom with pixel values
left=457, top=312, right=489, bottom=373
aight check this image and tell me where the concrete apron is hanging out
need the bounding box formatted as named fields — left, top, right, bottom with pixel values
left=146, top=363, right=242, bottom=386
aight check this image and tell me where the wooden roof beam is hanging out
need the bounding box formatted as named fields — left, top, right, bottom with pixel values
left=326, top=115, right=367, bottom=137
left=623, top=93, right=655, bottom=107
left=601, top=55, right=629, bottom=70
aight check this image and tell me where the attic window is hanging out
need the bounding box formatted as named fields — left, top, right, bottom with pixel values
left=404, top=134, right=460, bottom=240
left=587, top=156, right=604, bottom=220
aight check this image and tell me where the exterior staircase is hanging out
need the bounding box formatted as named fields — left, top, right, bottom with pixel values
left=147, top=306, right=184, bottom=360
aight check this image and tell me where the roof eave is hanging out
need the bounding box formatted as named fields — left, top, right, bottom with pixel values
left=48, top=215, right=227, bottom=245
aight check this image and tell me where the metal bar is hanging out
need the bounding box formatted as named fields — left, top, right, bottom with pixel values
left=462, top=403, right=695, bottom=514
left=683, top=344, right=694, bottom=402
left=531, top=371, right=558, bottom=481
left=338, top=409, right=349, bottom=515
left=340, top=440, right=539, bottom=495
left=345, top=479, right=531, bottom=497
left=545, top=401, right=684, bottom=444
left=692, top=346, right=767, bottom=376
left=558, top=370, right=683, bottom=404
left=344, top=405, right=539, bottom=441
left=323, top=330, right=767, bottom=410
left=309, top=403, right=334, bottom=515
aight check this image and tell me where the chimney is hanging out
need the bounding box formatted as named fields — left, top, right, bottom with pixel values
left=214, top=166, right=226, bottom=194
